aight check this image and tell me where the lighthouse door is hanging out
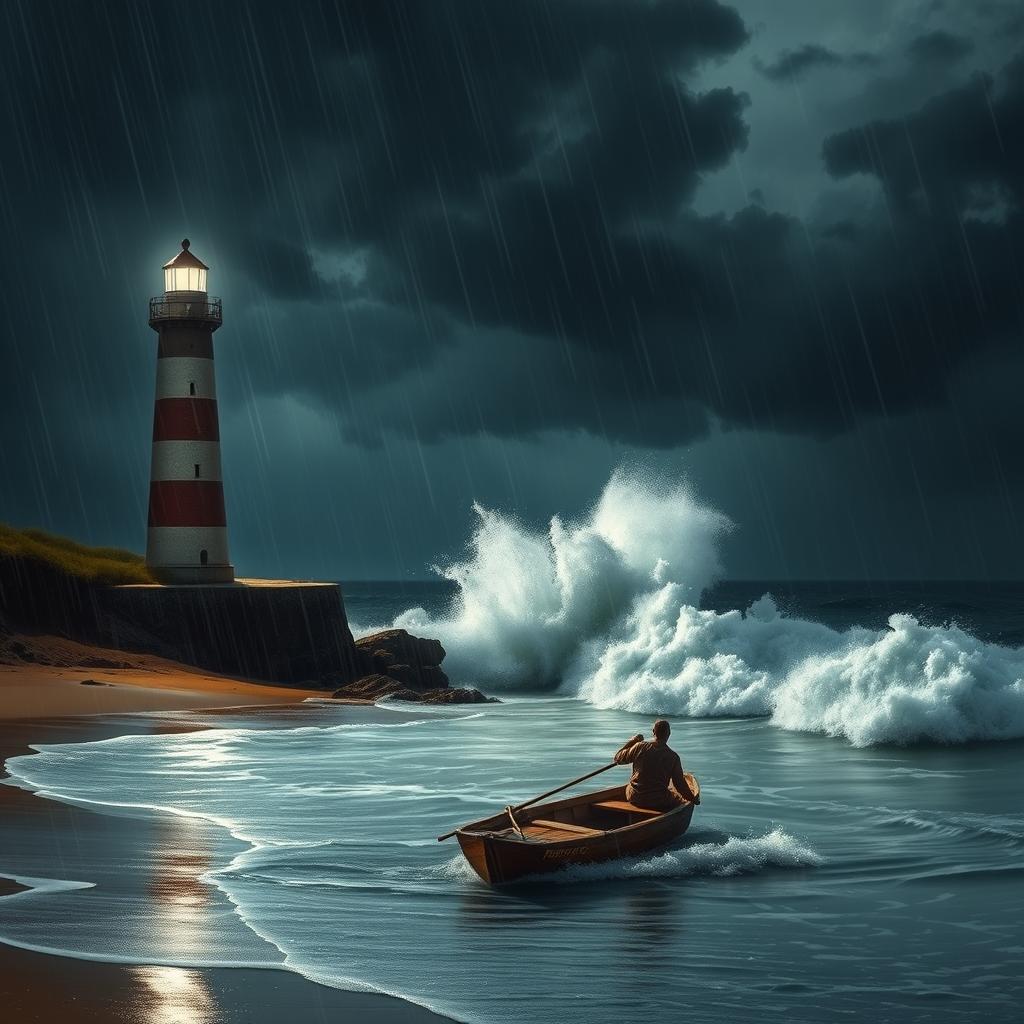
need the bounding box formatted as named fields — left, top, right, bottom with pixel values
left=200, top=549, right=209, bottom=566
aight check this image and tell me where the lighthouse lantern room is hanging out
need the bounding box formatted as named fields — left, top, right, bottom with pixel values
left=146, top=239, right=234, bottom=584
left=163, top=241, right=208, bottom=293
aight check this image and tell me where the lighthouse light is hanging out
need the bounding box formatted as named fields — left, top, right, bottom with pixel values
left=161, top=239, right=210, bottom=294
left=165, top=265, right=207, bottom=293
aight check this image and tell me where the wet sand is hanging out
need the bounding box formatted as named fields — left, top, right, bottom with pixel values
left=0, top=657, right=326, bottom=719
left=0, top=672, right=447, bottom=1023
left=1, top=944, right=447, bottom=1023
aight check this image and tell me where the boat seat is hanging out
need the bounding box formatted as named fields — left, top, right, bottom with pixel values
left=528, top=819, right=604, bottom=836
left=591, top=800, right=663, bottom=818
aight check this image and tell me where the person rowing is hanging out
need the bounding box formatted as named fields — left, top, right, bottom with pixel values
left=613, top=719, right=700, bottom=810
left=440, top=718, right=702, bottom=882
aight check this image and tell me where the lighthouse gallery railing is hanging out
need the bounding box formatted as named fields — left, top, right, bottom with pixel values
left=149, top=296, right=223, bottom=325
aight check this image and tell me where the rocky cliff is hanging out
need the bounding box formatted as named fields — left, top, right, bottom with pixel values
left=1, top=546, right=491, bottom=702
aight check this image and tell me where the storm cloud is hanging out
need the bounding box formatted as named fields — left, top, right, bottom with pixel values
left=1, top=0, right=1023, bottom=578
left=755, top=43, right=878, bottom=81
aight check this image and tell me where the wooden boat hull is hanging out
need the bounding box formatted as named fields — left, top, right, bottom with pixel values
left=453, top=780, right=698, bottom=885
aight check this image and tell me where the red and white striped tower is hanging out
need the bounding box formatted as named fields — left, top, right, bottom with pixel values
left=146, top=239, right=234, bottom=584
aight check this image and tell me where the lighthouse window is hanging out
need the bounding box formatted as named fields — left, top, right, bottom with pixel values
left=194, top=464, right=200, bottom=478
left=164, top=266, right=207, bottom=292
left=189, top=381, right=196, bottom=396
left=200, top=549, right=209, bottom=566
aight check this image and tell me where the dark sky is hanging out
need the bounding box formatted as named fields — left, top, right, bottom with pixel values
left=1, top=0, right=1022, bottom=580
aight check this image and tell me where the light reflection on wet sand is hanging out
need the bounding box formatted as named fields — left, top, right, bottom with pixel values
left=0, top=712, right=453, bottom=1022
left=132, top=815, right=220, bottom=1019
left=131, top=965, right=218, bottom=1024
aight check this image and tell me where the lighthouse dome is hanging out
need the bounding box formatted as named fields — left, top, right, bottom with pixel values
left=163, top=238, right=209, bottom=293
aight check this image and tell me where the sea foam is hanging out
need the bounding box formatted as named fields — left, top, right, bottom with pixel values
left=395, top=469, right=1024, bottom=746
left=551, top=828, right=824, bottom=882
left=431, top=828, right=822, bottom=886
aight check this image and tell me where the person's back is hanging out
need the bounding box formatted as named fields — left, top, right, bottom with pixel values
left=613, top=720, right=697, bottom=810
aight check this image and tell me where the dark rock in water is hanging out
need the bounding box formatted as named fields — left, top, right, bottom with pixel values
left=386, top=688, right=425, bottom=702
left=332, top=674, right=406, bottom=700
left=382, top=662, right=416, bottom=685
left=417, top=665, right=449, bottom=690
left=80, top=678, right=111, bottom=687
left=380, top=662, right=454, bottom=691
left=332, top=675, right=499, bottom=705
left=327, top=630, right=499, bottom=702
left=354, top=629, right=448, bottom=690
left=417, top=687, right=500, bottom=705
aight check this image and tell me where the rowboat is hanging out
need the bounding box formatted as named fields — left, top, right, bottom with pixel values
left=446, top=775, right=699, bottom=885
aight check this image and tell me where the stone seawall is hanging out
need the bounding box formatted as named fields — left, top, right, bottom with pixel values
left=0, top=553, right=101, bottom=639
left=101, top=580, right=361, bottom=684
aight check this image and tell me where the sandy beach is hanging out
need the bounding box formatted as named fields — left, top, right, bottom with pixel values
left=0, top=648, right=447, bottom=1023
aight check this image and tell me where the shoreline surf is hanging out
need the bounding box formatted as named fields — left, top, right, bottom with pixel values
left=0, top=707, right=453, bottom=1023
left=6, top=692, right=1020, bottom=1024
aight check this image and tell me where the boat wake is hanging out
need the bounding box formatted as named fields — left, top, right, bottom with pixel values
left=553, top=828, right=824, bottom=883
left=432, top=827, right=822, bottom=886
left=392, top=468, right=1024, bottom=747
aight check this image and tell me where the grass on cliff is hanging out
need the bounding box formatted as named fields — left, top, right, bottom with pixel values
left=0, top=523, right=154, bottom=585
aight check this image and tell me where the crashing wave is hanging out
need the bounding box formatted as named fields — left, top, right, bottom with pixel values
left=397, top=469, right=1024, bottom=747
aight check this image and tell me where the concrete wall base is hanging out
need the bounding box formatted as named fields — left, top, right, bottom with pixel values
left=102, top=580, right=361, bottom=684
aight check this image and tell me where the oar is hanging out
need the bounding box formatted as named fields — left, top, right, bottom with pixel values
left=437, top=761, right=618, bottom=841
left=504, top=805, right=526, bottom=839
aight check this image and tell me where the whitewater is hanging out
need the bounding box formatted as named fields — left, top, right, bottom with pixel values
left=393, top=469, right=1024, bottom=746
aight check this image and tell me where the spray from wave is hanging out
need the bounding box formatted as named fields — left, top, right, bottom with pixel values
left=395, top=469, right=1024, bottom=747
left=432, top=828, right=822, bottom=886
left=396, top=469, right=730, bottom=686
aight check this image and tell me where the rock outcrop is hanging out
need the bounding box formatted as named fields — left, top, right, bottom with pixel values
left=419, top=687, right=498, bottom=705
left=326, top=630, right=498, bottom=704
left=331, top=673, right=498, bottom=705
left=354, top=629, right=449, bottom=690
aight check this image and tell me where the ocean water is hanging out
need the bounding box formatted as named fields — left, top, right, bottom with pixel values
left=3, top=470, right=1024, bottom=1022
left=3, top=701, right=1023, bottom=1023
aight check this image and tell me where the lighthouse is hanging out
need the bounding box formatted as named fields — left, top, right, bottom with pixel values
left=146, top=239, right=234, bottom=584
